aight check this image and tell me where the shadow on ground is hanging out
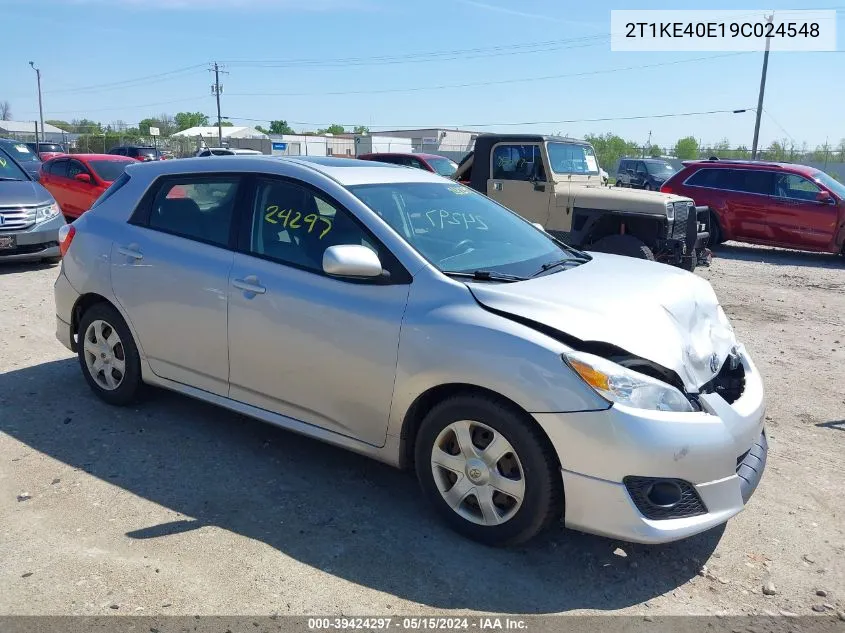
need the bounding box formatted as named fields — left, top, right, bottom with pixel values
left=1, top=359, right=723, bottom=613
left=713, top=243, right=843, bottom=269
left=0, top=261, right=59, bottom=276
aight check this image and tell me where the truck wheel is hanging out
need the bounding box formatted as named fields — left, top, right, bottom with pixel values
left=588, top=235, right=655, bottom=261
left=680, top=250, right=697, bottom=272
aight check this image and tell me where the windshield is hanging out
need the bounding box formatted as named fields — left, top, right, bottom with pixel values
left=646, top=161, right=676, bottom=176
left=546, top=142, right=599, bottom=175
left=89, top=160, right=131, bottom=182
left=0, top=140, right=41, bottom=164
left=812, top=170, right=845, bottom=200
left=0, top=149, right=30, bottom=180
left=426, top=156, right=458, bottom=177
left=135, top=148, right=160, bottom=159
left=347, top=182, right=582, bottom=278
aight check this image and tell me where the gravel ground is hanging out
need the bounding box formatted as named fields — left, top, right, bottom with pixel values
left=0, top=243, right=843, bottom=617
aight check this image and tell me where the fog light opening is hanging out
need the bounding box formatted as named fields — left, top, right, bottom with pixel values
left=646, top=480, right=683, bottom=508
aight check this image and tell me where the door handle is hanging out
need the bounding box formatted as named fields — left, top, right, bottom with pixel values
left=117, top=245, right=143, bottom=260
left=232, top=276, right=266, bottom=295
left=493, top=181, right=503, bottom=191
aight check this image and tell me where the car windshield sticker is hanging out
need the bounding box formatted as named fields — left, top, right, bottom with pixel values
left=585, top=155, right=598, bottom=172
left=14, top=144, right=29, bottom=153
left=425, top=209, right=488, bottom=230
left=264, top=205, right=333, bottom=239
left=447, top=185, right=471, bottom=195
left=0, top=157, right=7, bottom=168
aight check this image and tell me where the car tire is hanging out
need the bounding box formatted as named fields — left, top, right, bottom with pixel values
left=41, top=256, right=61, bottom=264
left=679, top=250, right=697, bottom=272
left=588, top=235, right=655, bottom=261
left=77, top=302, right=143, bottom=406
left=709, top=212, right=724, bottom=247
left=414, top=394, right=563, bottom=546
left=643, top=183, right=652, bottom=191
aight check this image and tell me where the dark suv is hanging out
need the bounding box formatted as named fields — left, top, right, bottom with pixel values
left=617, top=158, right=678, bottom=191
left=661, top=158, right=845, bottom=255
left=108, top=146, right=161, bottom=162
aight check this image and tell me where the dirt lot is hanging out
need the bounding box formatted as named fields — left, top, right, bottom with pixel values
left=0, top=243, right=843, bottom=617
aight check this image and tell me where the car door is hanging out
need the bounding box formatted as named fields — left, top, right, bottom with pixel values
left=634, top=161, right=649, bottom=188
left=227, top=176, right=410, bottom=446
left=65, top=159, right=98, bottom=218
left=726, top=169, right=777, bottom=243
left=110, top=175, right=243, bottom=397
left=487, top=143, right=553, bottom=225
left=769, top=172, right=837, bottom=249
left=44, top=159, right=72, bottom=215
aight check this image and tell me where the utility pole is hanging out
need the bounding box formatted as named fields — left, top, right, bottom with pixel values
left=751, top=13, right=774, bottom=160
left=644, top=130, right=652, bottom=157
left=28, top=62, right=45, bottom=151
left=210, top=62, right=228, bottom=147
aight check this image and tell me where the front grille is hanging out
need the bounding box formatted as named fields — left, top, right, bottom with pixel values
left=0, top=241, right=57, bottom=256
left=700, top=357, right=746, bottom=404
left=623, top=476, right=707, bottom=520
left=0, top=206, right=37, bottom=231
left=669, top=202, right=691, bottom=241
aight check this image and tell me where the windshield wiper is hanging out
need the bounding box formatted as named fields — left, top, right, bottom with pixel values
left=530, top=256, right=589, bottom=277
left=443, top=270, right=527, bottom=283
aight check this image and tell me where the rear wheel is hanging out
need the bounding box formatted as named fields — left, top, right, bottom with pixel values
left=77, top=303, right=143, bottom=406
left=643, top=183, right=652, bottom=191
left=709, top=212, right=723, bottom=247
left=415, top=395, right=563, bottom=546
left=588, top=234, right=655, bottom=261
left=679, top=250, right=697, bottom=272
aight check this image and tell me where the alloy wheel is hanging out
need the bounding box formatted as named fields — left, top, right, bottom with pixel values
left=430, top=420, right=526, bottom=526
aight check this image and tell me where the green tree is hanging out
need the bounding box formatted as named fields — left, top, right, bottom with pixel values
left=584, top=133, right=640, bottom=172
left=46, top=119, right=71, bottom=131
left=71, top=118, right=103, bottom=134
left=318, top=124, right=346, bottom=135
left=174, top=111, right=209, bottom=131
left=353, top=125, right=370, bottom=135
left=220, top=120, right=234, bottom=127
left=811, top=142, right=832, bottom=163
left=269, top=120, right=295, bottom=134
left=673, top=136, right=700, bottom=160
left=647, top=144, right=662, bottom=157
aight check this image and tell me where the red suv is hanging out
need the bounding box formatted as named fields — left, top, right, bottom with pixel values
left=358, top=152, right=458, bottom=177
left=661, top=159, right=845, bottom=255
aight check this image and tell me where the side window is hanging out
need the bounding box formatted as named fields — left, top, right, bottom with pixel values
left=198, top=150, right=210, bottom=157
left=248, top=179, right=378, bottom=274
left=636, top=161, right=648, bottom=175
left=492, top=144, right=545, bottom=181
left=49, top=160, right=68, bottom=177
left=734, top=170, right=775, bottom=196
left=407, top=157, right=424, bottom=170
left=67, top=160, right=89, bottom=179
left=619, top=160, right=630, bottom=174
left=686, top=168, right=729, bottom=189
left=147, top=177, right=240, bottom=247
left=776, top=173, right=821, bottom=201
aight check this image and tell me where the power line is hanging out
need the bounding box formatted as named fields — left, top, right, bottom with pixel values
left=228, top=52, right=750, bottom=98
left=38, top=95, right=208, bottom=116
left=224, top=108, right=752, bottom=130
left=762, top=107, right=797, bottom=144
left=44, top=64, right=209, bottom=96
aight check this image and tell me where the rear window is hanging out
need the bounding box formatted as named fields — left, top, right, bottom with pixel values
left=89, top=160, right=130, bottom=182
left=0, top=140, right=41, bottom=163
left=133, top=148, right=159, bottom=159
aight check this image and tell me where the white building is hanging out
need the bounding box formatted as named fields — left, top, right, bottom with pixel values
left=171, top=126, right=269, bottom=141
left=0, top=120, right=70, bottom=143
left=372, top=128, right=479, bottom=158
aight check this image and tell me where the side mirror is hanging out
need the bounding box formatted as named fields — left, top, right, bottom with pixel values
left=322, top=244, right=383, bottom=278
left=74, top=173, right=92, bottom=184
left=816, top=191, right=836, bottom=204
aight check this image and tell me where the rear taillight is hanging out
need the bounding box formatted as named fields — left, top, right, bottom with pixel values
left=58, top=224, right=76, bottom=257
left=660, top=184, right=673, bottom=194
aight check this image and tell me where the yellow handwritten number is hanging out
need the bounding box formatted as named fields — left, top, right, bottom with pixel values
left=264, top=205, right=279, bottom=224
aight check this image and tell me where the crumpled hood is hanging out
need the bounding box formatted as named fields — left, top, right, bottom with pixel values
left=468, top=253, right=737, bottom=392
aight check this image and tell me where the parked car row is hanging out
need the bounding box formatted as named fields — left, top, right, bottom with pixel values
left=54, top=154, right=767, bottom=546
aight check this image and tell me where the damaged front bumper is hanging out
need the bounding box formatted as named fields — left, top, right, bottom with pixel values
left=533, top=350, right=766, bottom=544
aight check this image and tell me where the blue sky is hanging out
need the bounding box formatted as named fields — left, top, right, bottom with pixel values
left=0, top=0, right=842, bottom=149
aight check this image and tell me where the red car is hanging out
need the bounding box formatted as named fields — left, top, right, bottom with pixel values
left=661, top=159, right=845, bottom=255
left=358, top=152, right=459, bottom=177
left=40, top=154, right=136, bottom=219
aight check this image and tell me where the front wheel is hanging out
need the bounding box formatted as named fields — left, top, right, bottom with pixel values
left=588, top=234, right=655, bottom=261
left=708, top=212, right=723, bottom=247
left=415, top=395, right=563, bottom=546
left=643, top=183, right=652, bottom=191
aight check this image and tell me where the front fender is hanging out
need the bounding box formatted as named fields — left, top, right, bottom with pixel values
left=386, top=276, right=609, bottom=440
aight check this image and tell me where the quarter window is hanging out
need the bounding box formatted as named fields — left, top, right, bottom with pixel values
left=48, top=159, right=68, bottom=177
left=492, top=144, right=545, bottom=181
left=247, top=179, right=378, bottom=274
left=147, top=177, right=240, bottom=247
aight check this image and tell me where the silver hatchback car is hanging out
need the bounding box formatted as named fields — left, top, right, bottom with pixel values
left=54, top=156, right=767, bottom=545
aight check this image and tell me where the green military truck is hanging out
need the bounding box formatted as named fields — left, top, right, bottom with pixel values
left=453, top=134, right=709, bottom=269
